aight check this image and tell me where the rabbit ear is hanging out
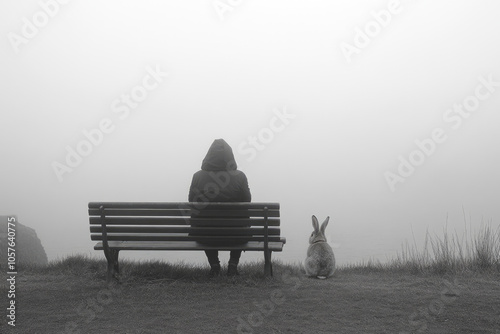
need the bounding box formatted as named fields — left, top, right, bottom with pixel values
left=320, top=216, right=330, bottom=234
left=312, top=215, right=319, bottom=231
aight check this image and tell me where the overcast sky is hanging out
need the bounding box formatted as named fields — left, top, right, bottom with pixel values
left=1, top=0, right=499, bottom=265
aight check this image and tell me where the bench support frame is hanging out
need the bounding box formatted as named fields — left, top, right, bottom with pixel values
left=100, top=206, right=120, bottom=283
left=263, top=206, right=273, bottom=276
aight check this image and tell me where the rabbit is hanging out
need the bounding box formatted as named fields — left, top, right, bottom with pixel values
left=304, top=215, right=336, bottom=279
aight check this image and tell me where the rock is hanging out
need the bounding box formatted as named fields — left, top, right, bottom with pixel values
left=0, top=217, right=48, bottom=269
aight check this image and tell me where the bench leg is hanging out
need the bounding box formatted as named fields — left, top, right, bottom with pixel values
left=106, top=250, right=120, bottom=283
left=264, top=250, right=273, bottom=277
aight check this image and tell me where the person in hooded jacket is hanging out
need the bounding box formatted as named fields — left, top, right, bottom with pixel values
left=189, top=139, right=251, bottom=276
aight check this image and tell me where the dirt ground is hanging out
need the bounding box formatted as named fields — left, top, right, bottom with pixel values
left=1, top=268, right=499, bottom=334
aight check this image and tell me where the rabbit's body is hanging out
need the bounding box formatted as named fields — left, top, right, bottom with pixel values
left=305, top=216, right=336, bottom=278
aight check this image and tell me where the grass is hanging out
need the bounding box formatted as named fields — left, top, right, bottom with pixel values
left=336, top=222, right=500, bottom=276
left=2, top=224, right=499, bottom=333
left=392, top=221, right=500, bottom=275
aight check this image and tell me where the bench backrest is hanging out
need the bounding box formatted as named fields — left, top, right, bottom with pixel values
left=89, top=202, right=281, bottom=243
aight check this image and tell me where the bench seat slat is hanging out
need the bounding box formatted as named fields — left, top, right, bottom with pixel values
left=90, top=226, right=281, bottom=235
left=90, top=217, right=190, bottom=225
left=94, top=240, right=285, bottom=251
left=89, top=217, right=280, bottom=226
left=191, top=218, right=280, bottom=226
left=89, top=209, right=280, bottom=218
left=88, top=209, right=192, bottom=217
left=89, top=202, right=280, bottom=210
left=192, top=210, right=280, bottom=218
left=91, top=234, right=283, bottom=242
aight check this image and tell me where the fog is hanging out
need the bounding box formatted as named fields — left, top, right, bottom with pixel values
left=1, top=0, right=499, bottom=266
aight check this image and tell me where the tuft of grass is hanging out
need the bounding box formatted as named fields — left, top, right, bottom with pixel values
left=390, top=221, right=500, bottom=275
left=20, top=254, right=107, bottom=278
left=339, top=258, right=388, bottom=274
left=121, top=260, right=207, bottom=283
left=120, top=259, right=310, bottom=285
left=19, top=255, right=309, bottom=285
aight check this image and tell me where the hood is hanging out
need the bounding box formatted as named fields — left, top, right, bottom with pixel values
left=201, top=139, right=237, bottom=171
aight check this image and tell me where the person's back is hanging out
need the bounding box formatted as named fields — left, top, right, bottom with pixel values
left=188, top=139, right=251, bottom=276
left=189, top=139, right=250, bottom=203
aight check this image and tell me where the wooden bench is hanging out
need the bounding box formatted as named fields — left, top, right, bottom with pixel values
left=88, top=202, right=285, bottom=282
